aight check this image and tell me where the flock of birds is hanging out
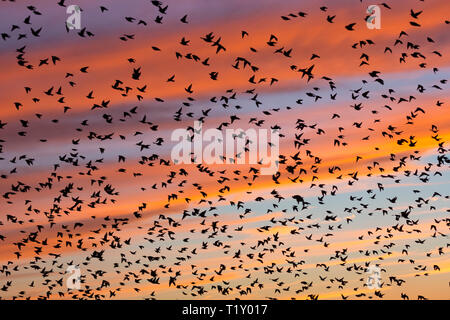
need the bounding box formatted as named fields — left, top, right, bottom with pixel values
left=0, top=0, right=449, bottom=300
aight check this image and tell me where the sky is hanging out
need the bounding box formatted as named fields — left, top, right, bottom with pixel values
left=0, top=0, right=449, bottom=300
